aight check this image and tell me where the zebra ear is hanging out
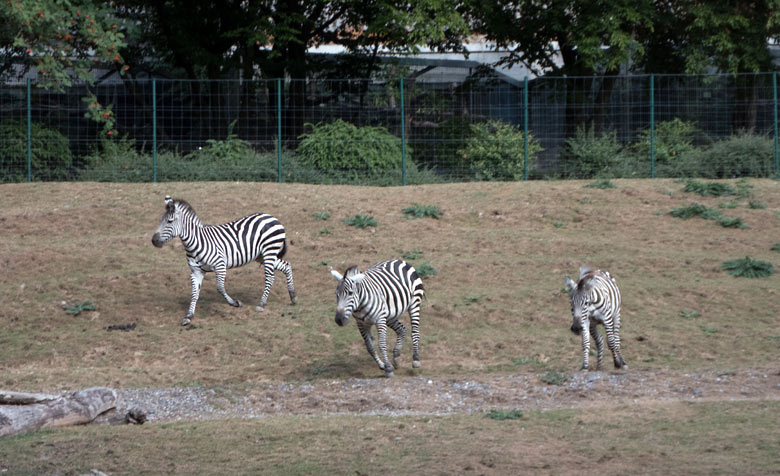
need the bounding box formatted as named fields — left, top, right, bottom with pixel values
left=564, top=276, right=577, bottom=292
left=165, top=196, right=174, bottom=212
left=578, top=266, right=593, bottom=281
left=329, top=267, right=344, bottom=281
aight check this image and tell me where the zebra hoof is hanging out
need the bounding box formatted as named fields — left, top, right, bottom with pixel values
left=181, top=317, right=192, bottom=326
left=412, top=360, right=421, bottom=368
left=290, top=292, right=297, bottom=305
left=255, top=305, right=264, bottom=312
left=231, top=300, right=241, bottom=308
left=384, top=370, right=394, bottom=378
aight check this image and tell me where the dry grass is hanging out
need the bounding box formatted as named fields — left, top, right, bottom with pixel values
left=1, top=179, right=779, bottom=390
left=1, top=401, right=778, bottom=475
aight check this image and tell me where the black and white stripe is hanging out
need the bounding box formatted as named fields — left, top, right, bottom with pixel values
left=564, top=267, right=626, bottom=371
left=329, top=260, right=425, bottom=377
left=152, top=196, right=296, bottom=325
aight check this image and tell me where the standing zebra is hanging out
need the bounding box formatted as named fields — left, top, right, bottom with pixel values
left=564, top=267, right=626, bottom=371
left=152, top=196, right=296, bottom=325
left=329, top=260, right=424, bottom=378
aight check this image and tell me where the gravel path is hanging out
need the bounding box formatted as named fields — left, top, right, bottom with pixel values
left=115, top=368, right=780, bottom=423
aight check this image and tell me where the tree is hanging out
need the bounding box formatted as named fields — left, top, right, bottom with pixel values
left=0, top=0, right=131, bottom=135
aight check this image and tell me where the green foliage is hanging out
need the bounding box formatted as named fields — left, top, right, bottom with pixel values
left=485, top=409, right=524, bottom=420
left=716, top=217, right=747, bottom=229
left=735, top=178, right=754, bottom=198
left=0, top=120, right=72, bottom=181
left=721, top=257, right=775, bottom=278
left=719, top=201, right=739, bottom=209
left=319, top=228, right=331, bottom=235
left=691, top=133, right=775, bottom=178
left=414, top=262, right=437, bottom=278
left=564, top=124, right=625, bottom=178
left=296, top=120, right=403, bottom=176
left=632, top=119, right=699, bottom=177
left=402, top=203, right=442, bottom=219
left=670, top=204, right=747, bottom=228
left=410, top=117, right=471, bottom=174
left=701, top=326, right=718, bottom=336
left=679, top=310, right=700, bottom=319
left=584, top=178, right=616, bottom=189
left=402, top=249, right=424, bottom=260
left=683, top=179, right=735, bottom=196
left=553, top=221, right=565, bottom=228
left=62, top=301, right=96, bottom=316
left=540, top=371, right=569, bottom=386
left=458, top=120, right=542, bottom=181
left=313, top=212, right=331, bottom=221
left=512, top=356, right=540, bottom=365
left=747, top=201, right=766, bottom=209
left=771, top=244, right=780, bottom=253
left=344, top=214, right=377, bottom=228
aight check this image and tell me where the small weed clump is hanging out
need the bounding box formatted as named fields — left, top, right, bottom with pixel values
left=719, top=201, right=739, bottom=209
left=319, top=228, right=331, bottom=235
left=670, top=204, right=748, bottom=229
left=344, top=214, right=377, bottom=228
left=584, top=178, right=616, bottom=189
left=721, top=257, right=775, bottom=278
left=313, top=212, right=331, bottom=221
left=402, top=249, right=424, bottom=260
left=414, top=262, right=438, bottom=278
left=748, top=201, right=766, bottom=209
left=679, top=310, right=700, bottom=319
left=683, top=179, right=735, bottom=196
left=402, top=203, right=442, bottom=219
left=771, top=244, right=780, bottom=253
left=485, top=409, right=524, bottom=420
left=63, top=301, right=96, bottom=316
left=540, top=371, right=569, bottom=386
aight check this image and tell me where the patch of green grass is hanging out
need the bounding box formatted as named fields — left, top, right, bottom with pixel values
left=679, top=310, right=700, bottom=319
left=670, top=204, right=747, bottom=228
left=402, top=203, right=442, bottom=219
left=319, top=228, right=331, bottom=235
left=414, top=262, right=437, bottom=278
left=344, top=214, right=377, bottom=228
left=683, top=179, right=735, bottom=196
left=485, top=409, right=524, bottom=420
left=716, top=216, right=748, bottom=229
left=312, top=211, right=331, bottom=221
left=771, top=244, right=780, bottom=253
left=584, top=178, right=616, bottom=189
left=748, top=201, right=767, bottom=209
left=701, top=326, right=718, bottom=336
left=719, top=200, right=739, bottom=209
left=62, top=301, right=96, bottom=316
left=553, top=221, right=565, bottom=228
left=512, top=356, right=541, bottom=366
left=540, top=371, right=569, bottom=386
left=402, top=249, right=424, bottom=260
left=462, top=295, right=484, bottom=305
left=722, top=256, right=775, bottom=278
left=735, top=178, right=754, bottom=198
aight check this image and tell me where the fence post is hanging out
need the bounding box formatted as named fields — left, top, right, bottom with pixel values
left=277, top=78, right=282, bottom=183
left=400, top=77, right=406, bottom=186
left=650, top=74, right=655, bottom=179
left=26, top=78, right=31, bottom=183
left=523, top=76, right=529, bottom=181
left=774, top=72, right=779, bottom=176
left=152, top=78, right=157, bottom=183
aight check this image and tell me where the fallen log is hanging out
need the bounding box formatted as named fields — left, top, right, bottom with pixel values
left=0, top=387, right=119, bottom=437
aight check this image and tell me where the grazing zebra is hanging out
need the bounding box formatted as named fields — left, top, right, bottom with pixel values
left=151, top=196, right=296, bottom=325
left=564, top=267, right=626, bottom=371
left=329, top=260, right=424, bottom=378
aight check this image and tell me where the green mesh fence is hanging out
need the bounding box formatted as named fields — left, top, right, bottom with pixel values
left=1, top=73, right=779, bottom=184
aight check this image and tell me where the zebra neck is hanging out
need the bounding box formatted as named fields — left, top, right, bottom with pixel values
left=179, top=220, right=204, bottom=250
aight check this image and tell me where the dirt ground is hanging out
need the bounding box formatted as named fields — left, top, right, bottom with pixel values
left=116, top=368, right=780, bottom=422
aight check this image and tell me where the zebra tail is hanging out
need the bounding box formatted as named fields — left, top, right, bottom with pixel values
left=278, top=237, right=288, bottom=260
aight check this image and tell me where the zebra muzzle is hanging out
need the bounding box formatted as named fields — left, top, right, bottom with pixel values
left=151, top=233, right=165, bottom=248
left=335, top=310, right=350, bottom=326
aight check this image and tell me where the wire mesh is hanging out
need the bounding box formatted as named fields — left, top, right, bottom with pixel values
left=1, top=73, right=778, bottom=184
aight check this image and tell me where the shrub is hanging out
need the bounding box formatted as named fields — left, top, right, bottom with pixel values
left=631, top=118, right=700, bottom=177
left=721, top=257, right=775, bottom=278
left=670, top=204, right=721, bottom=220
left=770, top=244, right=780, bottom=253
left=312, top=212, right=331, bottom=221
left=458, top=120, right=542, bottom=181
left=564, top=123, right=626, bottom=178
left=0, top=120, right=72, bottom=181
left=296, top=119, right=403, bottom=176
left=692, top=132, right=774, bottom=178
left=485, top=409, right=523, bottom=420
left=409, top=117, right=471, bottom=175
left=414, top=262, right=438, bottom=278
left=584, top=178, right=616, bottom=189
left=402, top=249, right=424, bottom=260
left=683, top=179, right=735, bottom=196
left=540, top=371, right=569, bottom=386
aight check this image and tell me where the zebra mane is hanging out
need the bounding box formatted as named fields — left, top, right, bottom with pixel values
left=344, top=265, right=361, bottom=278
left=173, top=198, right=197, bottom=216
left=577, top=267, right=599, bottom=292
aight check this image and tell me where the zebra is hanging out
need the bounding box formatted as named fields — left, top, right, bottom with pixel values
left=564, top=267, right=626, bottom=371
left=151, top=195, right=296, bottom=326
left=329, top=260, right=425, bottom=378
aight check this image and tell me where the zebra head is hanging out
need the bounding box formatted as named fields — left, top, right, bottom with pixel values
left=329, top=266, right=365, bottom=326
left=151, top=196, right=182, bottom=248
left=564, top=268, right=595, bottom=335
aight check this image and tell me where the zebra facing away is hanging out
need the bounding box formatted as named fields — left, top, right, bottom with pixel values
left=152, top=196, right=296, bottom=326
left=564, top=267, right=627, bottom=371
left=329, top=260, right=425, bottom=378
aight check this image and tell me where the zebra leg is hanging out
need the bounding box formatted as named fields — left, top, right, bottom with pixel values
left=256, top=258, right=276, bottom=312
left=387, top=317, right=406, bottom=370
left=579, top=320, right=591, bottom=371
left=376, top=316, right=394, bottom=378
left=357, top=320, right=384, bottom=370
left=274, top=258, right=297, bottom=305
left=183, top=268, right=205, bottom=326
left=214, top=262, right=241, bottom=308
left=589, top=323, right=605, bottom=371
left=409, top=299, right=422, bottom=368
left=606, top=321, right=627, bottom=369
